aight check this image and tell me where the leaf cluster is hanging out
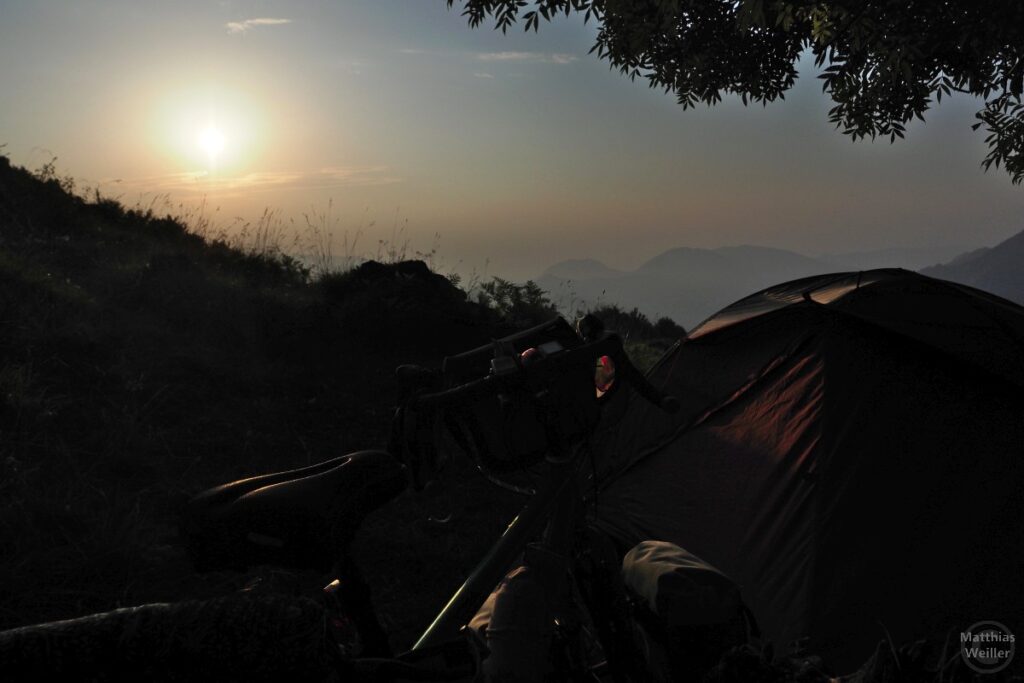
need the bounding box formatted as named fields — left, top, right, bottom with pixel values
left=474, top=276, right=561, bottom=329
left=448, top=0, right=1024, bottom=183
left=586, top=303, right=685, bottom=341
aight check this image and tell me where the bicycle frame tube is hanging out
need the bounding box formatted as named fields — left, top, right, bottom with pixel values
left=410, top=456, right=584, bottom=651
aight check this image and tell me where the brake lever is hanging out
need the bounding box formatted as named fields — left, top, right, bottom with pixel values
left=576, top=316, right=679, bottom=412
left=598, top=333, right=680, bottom=413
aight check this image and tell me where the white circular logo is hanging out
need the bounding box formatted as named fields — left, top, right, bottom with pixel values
left=961, top=621, right=1016, bottom=674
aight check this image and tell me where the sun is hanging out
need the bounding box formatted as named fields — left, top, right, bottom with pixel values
left=198, top=126, right=226, bottom=159
left=151, top=85, right=267, bottom=172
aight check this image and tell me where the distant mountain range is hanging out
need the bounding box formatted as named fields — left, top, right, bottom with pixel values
left=920, top=230, right=1024, bottom=305
left=818, top=245, right=971, bottom=271
left=537, top=240, right=1022, bottom=329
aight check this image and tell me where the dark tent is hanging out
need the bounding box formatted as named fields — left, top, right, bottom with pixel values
left=589, top=269, right=1024, bottom=668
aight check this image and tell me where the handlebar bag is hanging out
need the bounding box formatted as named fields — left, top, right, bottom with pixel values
left=440, top=318, right=586, bottom=472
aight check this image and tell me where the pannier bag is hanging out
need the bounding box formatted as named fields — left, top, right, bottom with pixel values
left=622, top=541, right=751, bottom=683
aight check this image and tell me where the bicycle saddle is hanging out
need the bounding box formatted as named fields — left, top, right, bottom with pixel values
left=182, top=450, right=407, bottom=572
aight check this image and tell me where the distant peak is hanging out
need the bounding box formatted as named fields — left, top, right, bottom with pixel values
left=714, top=244, right=813, bottom=257
left=639, top=244, right=825, bottom=273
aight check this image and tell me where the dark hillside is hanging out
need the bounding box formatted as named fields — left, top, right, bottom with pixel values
left=0, top=156, right=524, bottom=647
left=0, top=155, right=686, bottom=649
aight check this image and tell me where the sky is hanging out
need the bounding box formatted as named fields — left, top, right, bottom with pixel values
left=2, top=0, right=1023, bottom=280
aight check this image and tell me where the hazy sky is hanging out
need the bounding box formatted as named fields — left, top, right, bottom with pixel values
left=2, top=0, right=1023, bottom=280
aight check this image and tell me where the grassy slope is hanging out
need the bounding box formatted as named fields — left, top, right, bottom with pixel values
left=0, top=156, right=530, bottom=648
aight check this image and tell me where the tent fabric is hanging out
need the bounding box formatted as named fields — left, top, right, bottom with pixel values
left=588, top=269, right=1024, bottom=668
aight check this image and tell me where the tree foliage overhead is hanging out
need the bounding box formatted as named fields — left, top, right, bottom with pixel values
left=448, top=1, right=1024, bottom=183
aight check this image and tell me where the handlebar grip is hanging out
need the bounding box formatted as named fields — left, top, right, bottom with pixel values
left=410, top=374, right=497, bottom=409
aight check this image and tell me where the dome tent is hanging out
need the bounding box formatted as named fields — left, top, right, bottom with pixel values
left=589, top=269, right=1024, bottom=669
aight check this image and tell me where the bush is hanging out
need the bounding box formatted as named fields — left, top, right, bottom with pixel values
left=586, top=304, right=686, bottom=342
left=474, top=277, right=560, bottom=330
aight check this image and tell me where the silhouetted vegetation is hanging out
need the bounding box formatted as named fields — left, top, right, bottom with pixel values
left=449, top=0, right=1024, bottom=183
left=0, top=155, right=516, bottom=646
left=585, top=304, right=685, bottom=344
left=473, top=276, right=560, bottom=329
left=584, top=305, right=687, bottom=371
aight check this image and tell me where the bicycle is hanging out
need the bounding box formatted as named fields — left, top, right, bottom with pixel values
left=1, top=315, right=705, bottom=682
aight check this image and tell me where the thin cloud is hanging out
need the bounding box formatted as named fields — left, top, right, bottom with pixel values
left=225, top=18, right=292, bottom=35
left=398, top=48, right=576, bottom=65
left=106, top=166, right=400, bottom=198
left=334, top=58, right=367, bottom=76
left=476, top=51, right=577, bottom=64
left=473, top=72, right=495, bottom=79
left=477, top=51, right=537, bottom=62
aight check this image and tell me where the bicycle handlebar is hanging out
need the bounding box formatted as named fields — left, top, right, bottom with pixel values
left=406, top=327, right=678, bottom=414
left=391, top=317, right=678, bottom=492
left=408, top=373, right=498, bottom=410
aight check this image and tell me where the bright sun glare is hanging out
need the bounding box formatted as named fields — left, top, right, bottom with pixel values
left=152, top=85, right=267, bottom=172
left=198, top=127, right=226, bottom=159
